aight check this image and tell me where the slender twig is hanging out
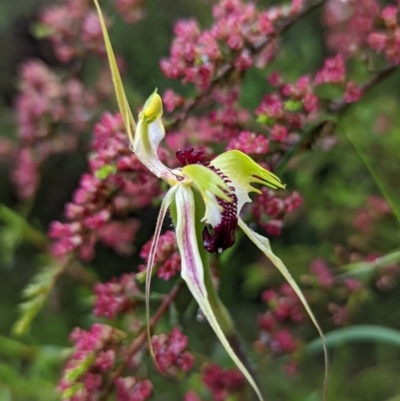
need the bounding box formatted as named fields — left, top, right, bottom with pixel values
left=100, top=281, right=184, bottom=400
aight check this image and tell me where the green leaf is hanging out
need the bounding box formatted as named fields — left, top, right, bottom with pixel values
left=95, top=164, right=117, bottom=180
left=12, top=257, right=65, bottom=336
left=0, top=204, right=47, bottom=265
left=284, top=99, right=303, bottom=111
left=305, top=325, right=400, bottom=354
left=30, top=23, right=54, bottom=39
left=0, top=362, right=56, bottom=400
left=65, top=353, right=95, bottom=382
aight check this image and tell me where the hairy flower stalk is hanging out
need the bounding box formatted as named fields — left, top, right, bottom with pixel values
left=93, top=1, right=328, bottom=399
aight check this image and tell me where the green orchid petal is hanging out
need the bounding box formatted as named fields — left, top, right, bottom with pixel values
left=210, top=150, right=285, bottom=213
left=182, top=164, right=231, bottom=227
left=145, top=186, right=178, bottom=362
left=238, top=218, right=329, bottom=396
left=174, top=185, right=264, bottom=401
left=134, top=91, right=177, bottom=183
left=93, top=0, right=135, bottom=142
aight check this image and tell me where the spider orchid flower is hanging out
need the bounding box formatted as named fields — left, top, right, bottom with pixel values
left=93, top=2, right=327, bottom=400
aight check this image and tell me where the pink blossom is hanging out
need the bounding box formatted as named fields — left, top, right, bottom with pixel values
left=258, top=311, right=276, bottom=331
left=140, top=231, right=181, bottom=280
left=256, top=94, right=284, bottom=119
left=268, top=71, right=282, bottom=87
left=272, top=329, right=298, bottom=353
left=163, top=89, right=183, bottom=113
left=94, top=273, right=140, bottom=319
left=303, top=93, right=319, bottom=113
left=381, top=5, right=398, bottom=28
left=310, top=258, right=334, bottom=287
left=202, top=364, right=245, bottom=401
left=184, top=391, right=203, bottom=401
left=151, top=328, right=194, bottom=375
left=258, top=12, right=274, bottom=35
left=115, top=0, right=145, bottom=24
left=314, top=55, right=346, bottom=85
left=234, top=49, right=253, bottom=71
left=264, top=219, right=283, bottom=236
left=12, top=148, right=39, bottom=199
left=115, top=377, right=152, bottom=401
left=344, top=81, right=362, bottom=103
left=271, top=124, right=288, bottom=142
left=226, top=131, right=269, bottom=154
left=368, top=32, right=388, bottom=52
left=284, top=191, right=303, bottom=213
left=82, top=12, right=105, bottom=56
left=329, top=303, right=350, bottom=326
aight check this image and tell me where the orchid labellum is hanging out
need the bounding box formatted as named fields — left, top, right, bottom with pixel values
left=93, top=1, right=327, bottom=400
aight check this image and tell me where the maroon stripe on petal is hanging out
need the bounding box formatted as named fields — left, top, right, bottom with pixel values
left=180, top=192, right=205, bottom=297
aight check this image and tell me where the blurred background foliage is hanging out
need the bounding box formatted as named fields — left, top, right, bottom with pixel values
left=1, top=0, right=400, bottom=400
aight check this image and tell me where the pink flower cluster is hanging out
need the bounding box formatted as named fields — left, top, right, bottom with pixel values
left=201, top=364, right=245, bottom=401
left=59, top=324, right=120, bottom=401
left=163, top=86, right=251, bottom=152
left=258, top=74, right=317, bottom=141
left=40, top=0, right=105, bottom=62
left=13, top=60, right=95, bottom=199
left=115, top=377, right=152, bottom=401
left=226, top=130, right=269, bottom=155
left=115, top=0, right=146, bottom=24
left=257, top=57, right=361, bottom=147
left=151, top=328, right=194, bottom=375
left=257, top=283, right=303, bottom=355
left=49, top=112, right=164, bottom=261
left=323, top=0, right=380, bottom=57
left=353, top=195, right=391, bottom=233
left=94, top=273, right=141, bottom=319
left=252, top=188, right=303, bottom=236
left=302, top=259, right=364, bottom=327
left=323, top=0, right=400, bottom=66
left=139, top=230, right=181, bottom=280
left=160, top=0, right=304, bottom=90
left=368, top=5, right=400, bottom=65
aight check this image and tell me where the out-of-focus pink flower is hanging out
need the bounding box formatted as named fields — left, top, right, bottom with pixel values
left=226, top=131, right=269, bottom=154
left=115, top=377, right=152, bottom=401
left=310, top=258, right=334, bottom=287
left=151, top=328, right=194, bottom=375
left=202, top=364, right=245, bottom=401
left=314, top=55, right=346, bottom=85
left=344, top=81, right=362, bottom=103
left=115, top=0, right=145, bottom=24
left=94, top=273, right=140, bottom=319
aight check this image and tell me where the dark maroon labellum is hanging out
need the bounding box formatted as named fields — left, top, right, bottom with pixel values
left=176, top=145, right=205, bottom=166
left=175, top=146, right=239, bottom=254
